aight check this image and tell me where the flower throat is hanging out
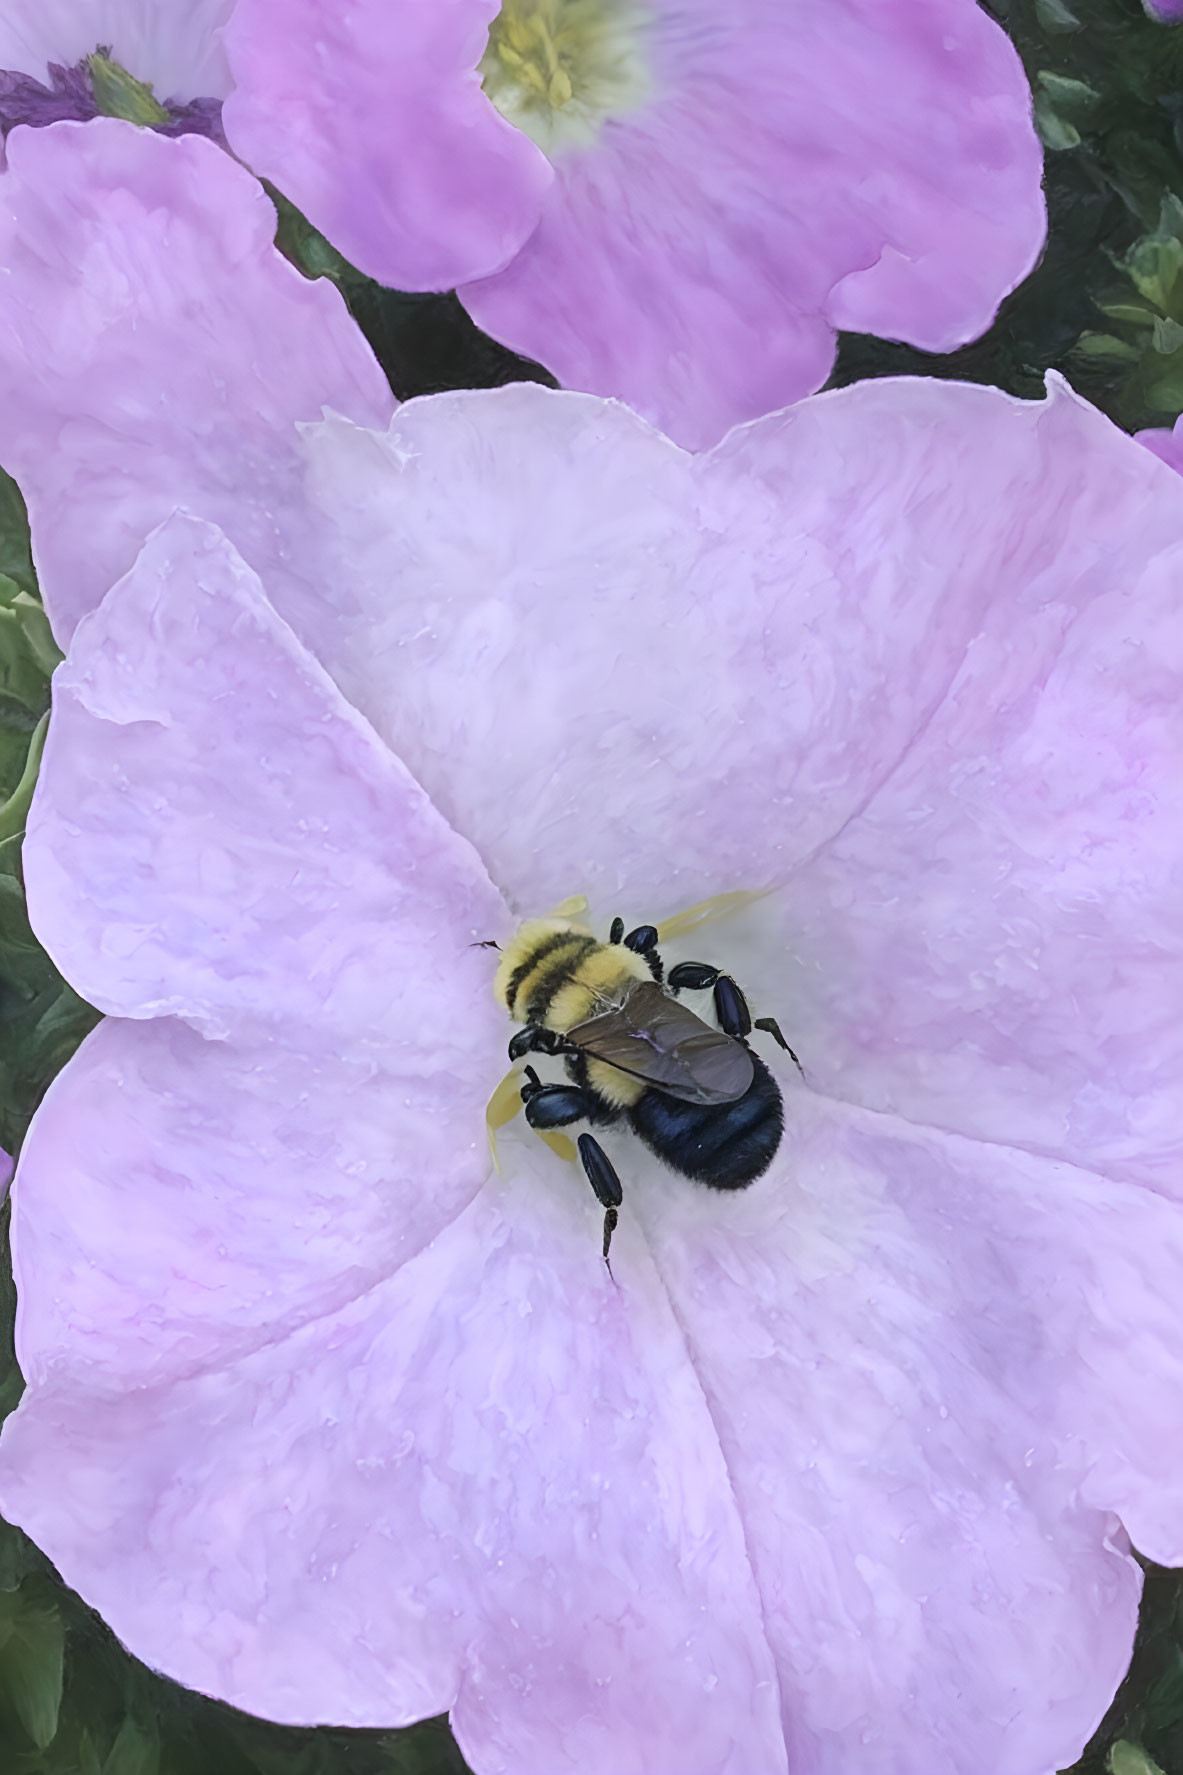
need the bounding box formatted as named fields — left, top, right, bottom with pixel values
left=479, top=0, right=653, bottom=156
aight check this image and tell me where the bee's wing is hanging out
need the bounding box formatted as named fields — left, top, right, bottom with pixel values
left=567, top=981, right=754, bottom=1105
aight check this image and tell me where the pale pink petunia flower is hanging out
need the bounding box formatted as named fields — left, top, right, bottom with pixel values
left=1136, top=417, right=1183, bottom=470
left=0, top=118, right=1182, bottom=1775
left=0, top=0, right=233, bottom=145
left=0, top=122, right=393, bottom=649
left=220, top=0, right=1047, bottom=449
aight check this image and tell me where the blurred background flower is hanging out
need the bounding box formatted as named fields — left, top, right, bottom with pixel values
left=0, top=0, right=231, bottom=146
left=221, top=0, right=1046, bottom=447
left=0, top=122, right=393, bottom=652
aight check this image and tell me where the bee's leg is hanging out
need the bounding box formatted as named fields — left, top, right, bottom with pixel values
left=713, top=973, right=753, bottom=1039
left=520, top=1076, right=624, bottom=1274
left=520, top=1068, right=600, bottom=1128
left=669, top=963, right=804, bottom=1073
left=622, top=923, right=663, bottom=983
left=715, top=980, right=805, bottom=1074
left=577, top=1133, right=624, bottom=1276
left=667, top=960, right=720, bottom=993
left=667, top=960, right=751, bottom=1034
left=753, top=1017, right=804, bottom=1075
left=508, top=1023, right=574, bottom=1062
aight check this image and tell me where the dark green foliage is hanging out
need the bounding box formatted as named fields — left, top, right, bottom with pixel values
left=0, top=476, right=97, bottom=1163
left=1067, top=1560, right=1183, bottom=1774
left=269, top=185, right=557, bottom=401
left=831, top=0, right=1183, bottom=441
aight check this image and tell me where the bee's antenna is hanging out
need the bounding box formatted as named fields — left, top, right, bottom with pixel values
left=470, top=939, right=501, bottom=950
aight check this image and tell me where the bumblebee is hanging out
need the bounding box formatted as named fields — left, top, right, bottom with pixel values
left=492, top=914, right=799, bottom=1269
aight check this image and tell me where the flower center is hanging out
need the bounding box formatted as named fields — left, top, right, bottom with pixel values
left=479, top=0, right=653, bottom=156
left=0, top=47, right=224, bottom=144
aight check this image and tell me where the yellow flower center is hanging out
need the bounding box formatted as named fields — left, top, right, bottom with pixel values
left=479, top=0, right=653, bottom=156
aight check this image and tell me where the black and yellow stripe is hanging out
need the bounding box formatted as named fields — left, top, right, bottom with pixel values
left=493, top=918, right=650, bottom=1031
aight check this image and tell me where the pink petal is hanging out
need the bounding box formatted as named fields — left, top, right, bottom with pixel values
left=9, top=1051, right=1183, bottom=1770
left=221, top=0, right=552, bottom=291
left=462, top=152, right=839, bottom=456
left=0, top=0, right=232, bottom=99
left=286, top=378, right=1154, bottom=932
left=730, top=389, right=1183, bottom=1192
left=286, top=377, right=990, bottom=911
left=292, top=375, right=1183, bottom=1191
left=0, top=119, right=393, bottom=648
left=461, top=0, right=1045, bottom=447
left=11, top=1017, right=497, bottom=1391
left=640, top=1088, right=1183, bottom=1774
left=1, top=1157, right=787, bottom=1773
left=1136, top=418, right=1183, bottom=471
left=26, top=511, right=505, bottom=1050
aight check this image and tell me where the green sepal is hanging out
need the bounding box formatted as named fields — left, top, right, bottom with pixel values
left=86, top=54, right=170, bottom=127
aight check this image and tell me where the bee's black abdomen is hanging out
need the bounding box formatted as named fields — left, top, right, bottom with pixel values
left=627, top=1050, right=784, bottom=1190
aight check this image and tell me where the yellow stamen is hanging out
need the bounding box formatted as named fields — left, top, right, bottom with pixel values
left=486, top=1067, right=577, bottom=1171
left=480, top=0, right=652, bottom=156
left=486, top=1065, right=525, bottom=1173
left=549, top=893, right=589, bottom=919
left=537, top=1131, right=577, bottom=1164
left=656, top=888, right=773, bottom=943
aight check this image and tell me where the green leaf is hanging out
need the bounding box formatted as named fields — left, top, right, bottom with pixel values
left=1097, top=301, right=1159, bottom=326
left=267, top=184, right=356, bottom=287
left=0, top=712, right=48, bottom=845
left=76, top=1729, right=108, bottom=1775
left=101, top=1714, right=160, bottom=1775
left=0, top=474, right=36, bottom=601
left=1037, top=69, right=1098, bottom=110
left=1034, top=91, right=1082, bottom=150
left=1151, top=314, right=1183, bottom=352
left=0, top=1526, right=40, bottom=1597
left=0, top=828, right=101, bottom=1157
left=1109, top=1742, right=1167, bottom=1775
left=0, top=561, right=58, bottom=811
left=1074, top=331, right=1142, bottom=360
left=1035, top=0, right=1082, bottom=31
left=0, top=1588, right=65, bottom=1748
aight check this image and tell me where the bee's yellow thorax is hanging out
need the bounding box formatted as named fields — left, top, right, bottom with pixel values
left=545, top=945, right=648, bottom=1031
left=494, top=919, right=650, bottom=1030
